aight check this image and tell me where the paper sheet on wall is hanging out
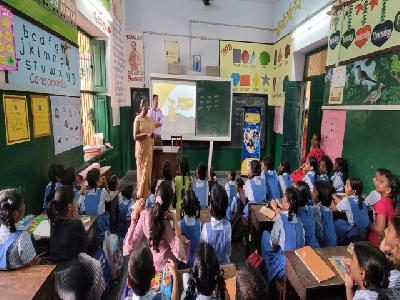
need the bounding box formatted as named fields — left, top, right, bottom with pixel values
left=164, top=40, right=179, bottom=63
left=320, top=110, right=347, bottom=161
left=3, top=95, right=30, bottom=145
left=112, top=107, right=120, bottom=126
left=273, top=106, right=283, bottom=134
left=331, top=66, right=346, bottom=88
left=124, top=32, right=144, bottom=88
left=31, top=95, right=51, bottom=137
left=51, top=96, right=82, bottom=155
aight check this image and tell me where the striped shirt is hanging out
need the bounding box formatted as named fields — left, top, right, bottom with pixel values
left=0, top=224, right=36, bottom=269
left=389, top=269, right=400, bottom=288
left=353, top=290, right=378, bottom=300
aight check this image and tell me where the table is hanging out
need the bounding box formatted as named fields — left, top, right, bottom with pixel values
left=200, top=208, right=211, bottom=226
left=247, top=204, right=274, bottom=255
left=152, top=146, right=180, bottom=179
left=178, top=264, right=236, bottom=298
left=0, top=265, right=56, bottom=300
left=284, top=246, right=350, bottom=300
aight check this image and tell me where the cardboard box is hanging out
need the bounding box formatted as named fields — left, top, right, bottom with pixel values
left=168, top=63, right=182, bottom=75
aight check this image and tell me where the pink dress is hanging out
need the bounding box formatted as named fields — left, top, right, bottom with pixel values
left=368, top=197, right=397, bottom=247
left=123, top=209, right=189, bottom=270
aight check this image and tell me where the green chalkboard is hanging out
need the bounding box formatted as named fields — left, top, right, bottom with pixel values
left=196, top=80, right=231, bottom=138
left=343, top=110, right=400, bottom=193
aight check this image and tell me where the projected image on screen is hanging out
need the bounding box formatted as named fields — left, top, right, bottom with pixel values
left=152, top=80, right=196, bottom=139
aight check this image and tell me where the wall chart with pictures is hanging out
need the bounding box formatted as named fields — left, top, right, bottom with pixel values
left=50, top=96, right=82, bottom=155
left=327, top=0, right=400, bottom=66
left=6, top=16, right=80, bottom=96
left=0, top=4, right=17, bottom=71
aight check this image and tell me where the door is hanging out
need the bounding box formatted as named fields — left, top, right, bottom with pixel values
left=92, top=39, right=107, bottom=93
left=94, top=95, right=109, bottom=142
left=282, top=81, right=304, bottom=169
left=305, top=75, right=325, bottom=151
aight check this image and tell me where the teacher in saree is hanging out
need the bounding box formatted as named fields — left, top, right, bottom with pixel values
left=133, top=99, right=161, bottom=199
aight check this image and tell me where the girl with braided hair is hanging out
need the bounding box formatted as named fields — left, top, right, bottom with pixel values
left=181, top=242, right=226, bottom=300
left=261, top=187, right=305, bottom=283
left=0, top=189, right=36, bottom=270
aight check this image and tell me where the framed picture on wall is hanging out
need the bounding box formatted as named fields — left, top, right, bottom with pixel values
left=193, top=55, right=201, bottom=72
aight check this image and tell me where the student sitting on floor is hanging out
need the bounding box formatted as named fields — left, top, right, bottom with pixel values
left=43, top=163, right=64, bottom=211
left=179, top=190, right=201, bottom=268
left=317, top=155, right=333, bottom=182
left=79, top=168, right=111, bottom=242
left=313, top=180, right=337, bottom=247
left=123, top=180, right=189, bottom=270
left=345, top=242, right=390, bottom=300
left=366, top=168, right=389, bottom=208
left=181, top=242, right=226, bottom=300
left=119, top=185, right=134, bottom=239
left=0, top=189, right=36, bottom=270
left=175, top=156, right=192, bottom=214
left=236, top=264, right=270, bottom=300
left=296, top=181, right=320, bottom=248
left=146, top=179, right=158, bottom=209
left=201, top=184, right=231, bottom=265
left=225, top=170, right=236, bottom=220
left=192, top=163, right=209, bottom=208
left=48, top=186, right=105, bottom=299
left=261, top=187, right=305, bottom=283
left=106, top=175, right=121, bottom=234
left=208, top=166, right=218, bottom=194
left=368, top=169, right=399, bottom=247
left=243, top=160, right=266, bottom=220
left=122, top=242, right=178, bottom=300
left=332, top=178, right=370, bottom=245
left=156, top=160, right=176, bottom=194
left=380, top=215, right=400, bottom=289
left=278, top=160, right=293, bottom=196
left=302, top=156, right=317, bottom=192
left=331, top=157, right=348, bottom=194
left=261, top=157, right=281, bottom=202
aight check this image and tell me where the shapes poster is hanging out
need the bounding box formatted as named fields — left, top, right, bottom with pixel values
left=320, top=110, right=346, bottom=161
left=0, top=4, right=17, bottom=71
left=31, top=95, right=51, bottom=138
left=327, top=0, right=400, bottom=66
left=8, top=16, right=80, bottom=96
left=220, top=41, right=273, bottom=95
left=124, top=32, right=144, bottom=89
left=51, top=96, right=82, bottom=155
left=3, top=95, right=30, bottom=145
left=241, top=107, right=262, bottom=175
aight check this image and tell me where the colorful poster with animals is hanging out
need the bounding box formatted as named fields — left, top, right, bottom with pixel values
left=327, top=0, right=400, bottom=65
left=0, top=5, right=17, bottom=71
left=324, top=50, right=400, bottom=105
left=7, top=16, right=80, bottom=96
left=31, top=95, right=51, bottom=138
left=320, top=110, right=346, bottom=161
left=220, top=41, right=273, bottom=95
left=3, top=95, right=30, bottom=145
left=124, top=32, right=144, bottom=88
left=50, top=96, right=82, bottom=155
left=241, top=107, right=262, bottom=176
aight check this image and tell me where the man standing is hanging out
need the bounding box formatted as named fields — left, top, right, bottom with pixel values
left=148, top=94, right=163, bottom=146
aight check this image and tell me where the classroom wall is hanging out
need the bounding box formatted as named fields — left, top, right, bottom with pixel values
left=124, top=0, right=275, bottom=84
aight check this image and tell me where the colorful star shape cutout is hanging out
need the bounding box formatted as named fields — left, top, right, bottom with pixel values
left=262, top=74, right=270, bottom=86
left=369, top=0, right=379, bottom=10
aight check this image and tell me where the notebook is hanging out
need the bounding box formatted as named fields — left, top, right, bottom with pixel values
left=225, top=276, right=236, bottom=300
left=259, top=206, right=276, bottom=219
left=32, top=219, right=51, bottom=238
left=328, top=256, right=347, bottom=281
left=295, top=246, right=335, bottom=283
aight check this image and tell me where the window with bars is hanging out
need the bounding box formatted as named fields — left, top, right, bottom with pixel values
left=305, top=48, right=327, bottom=78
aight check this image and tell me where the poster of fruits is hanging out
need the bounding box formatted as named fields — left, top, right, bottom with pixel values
left=220, top=41, right=273, bottom=95
left=327, top=0, right=400, bottom=66
left=0, top=4, right=17, bottom=71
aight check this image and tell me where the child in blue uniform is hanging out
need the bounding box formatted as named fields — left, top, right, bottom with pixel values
left=79, top=169, right=111, bottom=242
left=201, top=184, right=231, bottom=265
left=296, top=181, right=319, bottom=248
left=302, top=156, right=317, bottom=192
left=317, top=156, right=333, bottom=182
left=261, top=187, right=305, bottom=283
left=119, top=185, right=134, bottom=239
left=261, top=157, right=281, bottom=202
left=278, top=160, right=293, bottom=196
left=312, top=180, right=337, bottom=247
left=225, top=170, right=236, bottom=220
left=192, top=163, right=209, bottom=208
left=43, top=163, right=64, bottom=211
left=146, top=179, right=157, bottom=208
left=332, top=178, right=370, bottom=245
left=244, top=160, right=266, bottom=220
left=179, top=190, right=201, bottom=268
left=331, top=157, right=348, bottom=194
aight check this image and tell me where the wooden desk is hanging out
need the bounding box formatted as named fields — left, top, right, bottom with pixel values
left=284, top=246, right=350, bottom=300
left=178, top=264, right=236, bottom=297
left=152, top=146, right=180, bottom=179
left=200, top=208, right=211, bottom=226
left=247, top=204, right=274, bottom=255
left=0, top=265, right=56, bottom=300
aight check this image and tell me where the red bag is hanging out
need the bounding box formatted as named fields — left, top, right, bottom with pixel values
left=247, top=251, right=265, bottom=272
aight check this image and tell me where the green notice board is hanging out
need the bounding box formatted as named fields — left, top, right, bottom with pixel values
left=196, top=80, right=231, bottom=138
